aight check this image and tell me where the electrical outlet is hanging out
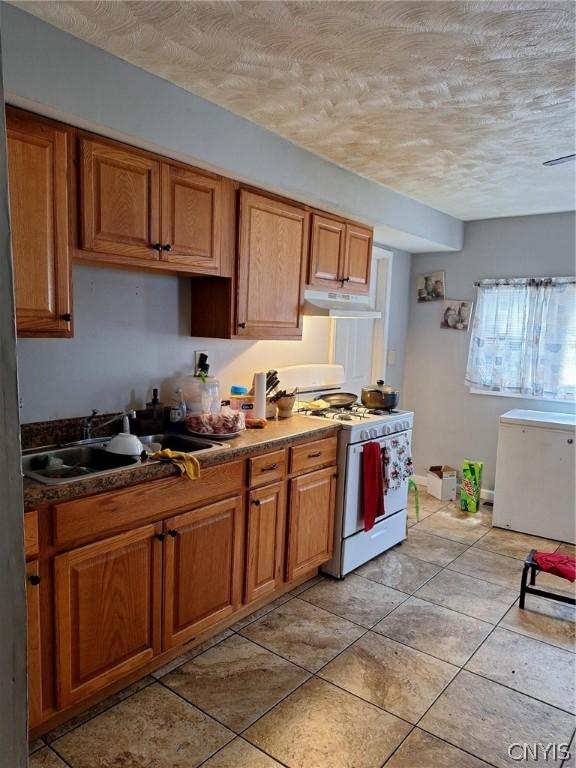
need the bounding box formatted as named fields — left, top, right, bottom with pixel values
left=194, top=350, right=209, bottom=371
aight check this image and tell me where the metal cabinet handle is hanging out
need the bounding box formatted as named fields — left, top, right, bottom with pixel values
left=163, top=244, right=172, bottom=252
left=261, top=463, right=278, bottom=472
left=155, top=533, right=165, bottom=541
left=252, top=499, right=261, bottom=506
left=28, top=574, right=41, bottom=586
left=238, top=322, right=247, bottom=329
left=168, top=529, right=179, bottom=537
left=152, top=243, right=163, bottom=252
left=61, top=313, right=72, bottom=322
left=308, top=451, right=322, bottom=458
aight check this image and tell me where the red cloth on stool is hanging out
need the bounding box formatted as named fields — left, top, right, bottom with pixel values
left=533, top=551, right=576, bottom=582
left=363, top=442, right=384, bottom=532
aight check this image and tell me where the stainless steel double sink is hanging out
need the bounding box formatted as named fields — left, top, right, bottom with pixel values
left=22, top=433, right=225, bottom=485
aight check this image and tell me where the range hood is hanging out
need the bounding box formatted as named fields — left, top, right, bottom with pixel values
left=303, top=289, right=381, bottom=319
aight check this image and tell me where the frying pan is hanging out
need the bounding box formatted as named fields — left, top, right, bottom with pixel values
left=321, top=392, right=358, bottom=409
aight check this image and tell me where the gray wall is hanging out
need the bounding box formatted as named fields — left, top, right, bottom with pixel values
left=17, top=265, right=333, bottom=423
left=403, top=212, right=576, bottom=489
left=0, top=13, right=28, bottom=764
left=1, top=4, right=462, bottom=253
left=18, top=247, right=412, bottom=423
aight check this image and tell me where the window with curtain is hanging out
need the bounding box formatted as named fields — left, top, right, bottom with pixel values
left=465, top=277, right=576, bottom=402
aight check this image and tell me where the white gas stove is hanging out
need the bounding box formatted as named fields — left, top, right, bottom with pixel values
left=299, top=405, right=413, bottom=445
left=297, top=406, right=414, bottom=579
left=276, top=365, right=415, bottom=579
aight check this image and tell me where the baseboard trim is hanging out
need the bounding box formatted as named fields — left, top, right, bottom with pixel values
left=412, top=474, right=494, bottom=502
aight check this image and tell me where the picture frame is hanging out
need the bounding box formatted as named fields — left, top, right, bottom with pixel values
left=440, top=299, right=474, bottom=331
left=416, top=270, right=445, bottom=302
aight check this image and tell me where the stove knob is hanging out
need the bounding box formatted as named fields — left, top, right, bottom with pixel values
left=395, top=423, right=401, bottom=431
left=369, top=428, right=377, bottom=439
left=384, top=425, right=391, bottom=435
left=360, top=430, right=370, bottom=441
left=403, top=421, right=410, bottom=430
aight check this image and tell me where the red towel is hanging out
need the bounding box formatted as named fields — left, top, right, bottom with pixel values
left=363, top=442, right=384, bottom=532
left=533, top=551, right=576, bottom=582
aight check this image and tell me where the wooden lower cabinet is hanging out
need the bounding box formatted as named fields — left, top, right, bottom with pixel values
left=162, top=495, right=244, bottom=649
left=54, top=523, right=163, bottom=708
left=26, top=561, right=44, bottom=729
left=32, top=444, right=338, bottom=735
left=245, top=482, right=287, bottom=604
left=286, top=466, right=337, bottom=581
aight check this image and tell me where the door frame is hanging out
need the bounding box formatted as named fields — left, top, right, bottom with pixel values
left=370, top=244, right=394, bottom=384
left=0, top=28, right=28, bottom=767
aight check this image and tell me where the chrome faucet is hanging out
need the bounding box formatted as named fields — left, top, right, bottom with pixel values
left=80, top=409, right=136, bottom=441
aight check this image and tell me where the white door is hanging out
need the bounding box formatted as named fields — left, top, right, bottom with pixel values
left=330, top=245, right=392, bottom=394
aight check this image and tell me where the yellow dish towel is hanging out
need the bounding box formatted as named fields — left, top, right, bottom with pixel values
left=152, top=449, right=201, bottom=481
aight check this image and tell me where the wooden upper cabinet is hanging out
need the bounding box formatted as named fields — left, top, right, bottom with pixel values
left=245, top=482, right=286, bottom=604
left=162, top=495, right=244, bottom=649
left=309, top=214, right=345, bottom=289
left=160, top=163, right=222, bottom=272
left=80, top=137, right=161, bottom=262
left=237, top=191, right=309, bottom=339
left=6, top=108, right=72, bottom=337
left=54, top=524, right=162, bottom=707
left=308, top=211, right=372, bottom=294
left=343, top=223, right=372, bottom=292
left=286, top=466, right=336, bottom=582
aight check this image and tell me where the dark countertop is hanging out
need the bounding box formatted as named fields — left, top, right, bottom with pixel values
left=23, top=416, right=339, bottom=510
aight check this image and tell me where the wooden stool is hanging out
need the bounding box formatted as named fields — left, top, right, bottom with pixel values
left=519, top=548, right=576, bottom=609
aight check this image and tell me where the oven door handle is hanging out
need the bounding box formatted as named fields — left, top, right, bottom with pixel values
left=368, top=525, right=388, bottom=540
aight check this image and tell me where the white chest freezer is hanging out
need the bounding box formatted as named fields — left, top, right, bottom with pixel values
left=493, top=410, right=576, bottom=544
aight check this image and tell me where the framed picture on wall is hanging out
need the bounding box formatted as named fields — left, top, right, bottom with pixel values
left=440, top=300, right=474, bottom=331
left=416, top=271, right=445, bottom=302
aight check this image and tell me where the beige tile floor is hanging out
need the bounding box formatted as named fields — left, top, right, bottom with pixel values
left=31, top=492, right=575, bottom=768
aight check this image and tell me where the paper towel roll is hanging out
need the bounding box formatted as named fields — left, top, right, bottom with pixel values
left=253, top=371, right=266, bottom=420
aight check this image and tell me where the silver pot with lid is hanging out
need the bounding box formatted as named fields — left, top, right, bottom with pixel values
left=361, top=380, right=400, bottom=411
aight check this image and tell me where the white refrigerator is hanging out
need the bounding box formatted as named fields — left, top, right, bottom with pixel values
left=493, top=410, right=576, bottom=544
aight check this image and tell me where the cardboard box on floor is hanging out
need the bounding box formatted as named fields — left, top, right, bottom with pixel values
left=426, top=465, right=457, bottom=501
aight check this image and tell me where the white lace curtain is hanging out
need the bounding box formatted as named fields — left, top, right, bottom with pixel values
left=465, top=277, right=576, bottom=402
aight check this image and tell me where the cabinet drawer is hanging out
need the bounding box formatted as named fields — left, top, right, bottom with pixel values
left=52, top=460, right=244, bottom=547
left=24, top=510, right=39, bottom=559
left=290, top=437, right=337, bottom=475
left=249, top=449, right=287, bottom=488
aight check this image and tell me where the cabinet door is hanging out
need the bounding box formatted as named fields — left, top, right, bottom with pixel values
left=286, top=467, right=336, bottom=581
left=26, top=561, right=43, bottom=729
left=237, top=191, right=309, bottom=339
left=163, top=496, right=244, bottom=649
left=343, top=224, right=372, bottom=293
left=80, top=137, right=160, bottom=261
left=309, top=214, right=344, bottom=288
left=160, top=163, right=222, bottom=271
left=245, top=482, right=286, bottom=604
left=54, top=524, right=162, bottom=707
left=7, top=109, right=72, bottom=337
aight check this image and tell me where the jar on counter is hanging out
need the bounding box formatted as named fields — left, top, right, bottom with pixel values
left=174, top=374, right=221, bottom=414
left=229, top=385, right=255, bottom=414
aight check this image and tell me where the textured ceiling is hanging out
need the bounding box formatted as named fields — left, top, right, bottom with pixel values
left=13, top=0, right=576, bottom=220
